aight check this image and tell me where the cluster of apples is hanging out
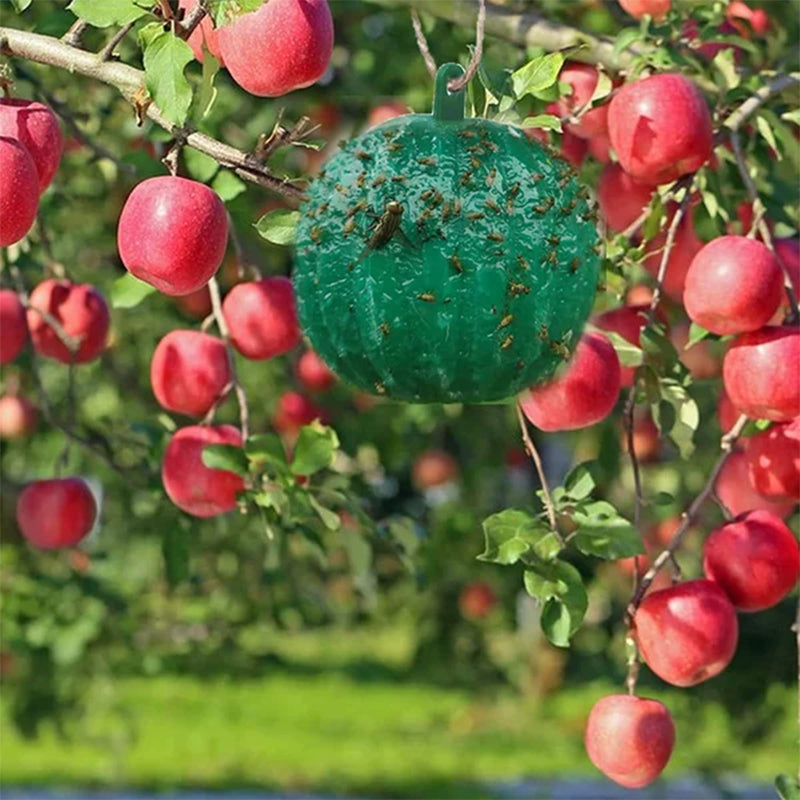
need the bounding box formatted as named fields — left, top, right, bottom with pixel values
left=0, top=96, right=108, bottom=550
left=178, top=0, right=333, bottom=98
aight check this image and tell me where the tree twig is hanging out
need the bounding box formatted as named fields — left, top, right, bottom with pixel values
left=98, top=21, right=136, bottom=62
left=0, top=27, right=307, bottom=202
left=516, top=402, right=562, bottom=545
left=60, top=19, right=88, bottom=48
left=721, top=72, right=800, bottom=133
left=177, top=0, right=209, bottom=40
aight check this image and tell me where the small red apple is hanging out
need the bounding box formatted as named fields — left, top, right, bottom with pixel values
left=619, top=0, right=671, bottom=20
left=608, top=73, right=712, bottom=185
left=634, top=578, right=738, bottom=686
left=27, top=279, right=110, bottom=364
left=684, top=236, right=784, bottom=335
left=744, top=420, right=800, bottom=500
left=715, top=450, right=796, bottom=519
left=643, top=207, right=704, bottom=302
left=597, top=163, right=654, bottom=234
left=0, top=393, right=37, bottom=439
left=723, top=326, right=800, bottom=421
left=587, top=133, right=612, bottom=163
left=550, top=62, right=610, bottom=140
left=117, top=176, right=228, bottom=296
left=16, top=477, right=97, bottom=549
left=0, top=290, right=28, bottom=364
left=174, top=285, right=213, bottom=319
left=0, top=98, right=63, bottom=191
left=459, top=581, right=497, bottom=620
left=222, top=276, right=300, bottom=360
left=412, top=449, right=459, bottom=490
left=726, top=0, right=770, bottom=37
left=585, top=694, right=675, bottom=789
left=273, top=391, right=323, bottom=434
left=296, top=350, right=336, bottom=392
left=0, top=136, right=39, bottom=247
left=703, top=510, right=799, bottom=611
left=162, top=424, right=245, bottom=517
left=178, top=0, right=225, bottom=64
left=217, top=0, right=334, bottom=97
left=718, top=385, right=740, bottom=433
left=150, top=330, right=231, bottom=417
left=623, top=411, right=661, bottom=462
left=520, top=332, right=621, bottom=431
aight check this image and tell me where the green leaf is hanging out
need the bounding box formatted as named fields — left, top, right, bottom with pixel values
left=252, top=485, right=289, bottom=514
left=255, top=209, right=300, bottom=246
left=9, top=0, right=33, bottom=11
left=163, top=525, right=190, bottom=586
left=641, top=194, right=663, bottom=241
left=308, top=494, right=341, bottom=531
left=212, top=170, right=246, bottom=202
left=655, top=379, right=700, bottom=459
left=756, top=114, right=781, bottom=159
left=523, top=560, right=587, bottom=647
left=511, top=52, right=564, bottom=100
left=640, top=325, right=679, bottom=373
left=711, top=48, right=740, bottom=91
left=291, top=421, right=339, bottom=476
left=590, top=71, right=613, bottom=103
left=245, top=433, right=287, bottom=469
left=601, top=329, right=644, bottom=368
left=201, top=443, right=249, bottom=476
left=477, top=58, right=513, bottom=102
left=183, top=148, right=219, bottom=183
left=520, top=114, right=562, bottom=133
left=700, top=186, right=720, bottom=220
left=613, top=27, right=644, bottom=57
left=110, top=272, right=156, bottom=309
left=687, top=321, right=711, bottom=347
left=562, top=463, right=596, bottom=501
left=210, top=0, right=263, bottom=27
left=573, top=500, right=644, bottom=559
left=197, top=49, right=221, bottom=119
left=776, top=775, right=800, bottom=800
left=69, top=0, right=147, bottom=26
left=478, top=509, right=553, bottom=565
left=140, top=26, right=194, bottom=127
left=782, top=109, right=800, bottom=126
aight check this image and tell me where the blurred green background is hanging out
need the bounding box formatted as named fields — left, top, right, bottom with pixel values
left=1, top=0, right=798, bottom=797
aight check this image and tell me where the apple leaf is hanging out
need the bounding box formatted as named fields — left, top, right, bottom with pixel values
left=687, top=321, right=711, bottom=347
left=209, top=0, right=263, bottom=27
left=601, top=329, right=644, bottom=368
left=290, top=422, right=339, bottom=476
left=511, top=52, right=564, bottom=100
left=245, top=433, right=287, bottom=470
left=478, top=509, right=553, bottom=565
left=776, top=775, right=800, bottom=800
left=255, top=209, right=300, bottom=246
left=562, top=463, right=596, bottom=501
left=140, top=25, right=194, bottom=127
left=212, top=171, right=246, bottom=202
left=523, top=560, right=587, bottom=647
left=308, top=495, right=341, bottom=531
left=520, top=114, right=562, bottom=133
left=711, top=48, right=740, bottom=91
left=9, top=0, right=33, bottom=12
left=69, top=0, right=148, bottom=27
left=613, top=27, right=644, bottom=57
left=572, top=501, right=644, bottom=560
left=756, top=114, right=781, bottom=160
left=110, top=272, right=156, bottom=309
left=653, top=378, right=700, bottom=459
left=197, top=48, right=221, bottom=120
left=183, top=148, right=219, bottom=183
left=252, top=486, right=289, bottom=515
left=201, top=444, right=249, bottom=476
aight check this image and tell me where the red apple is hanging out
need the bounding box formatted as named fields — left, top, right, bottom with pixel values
left=520, top=332, right=621, bottom=431
left=217, top=0, right=334, bottom=97
left=367, top=101, right=409, bottom=129
left=718, top=385, right=740, bottom=433
left=174, top=285, right=213, bottom=319
left=726, top=1, right=770, bottom=37
left=0, top=137, right=39, bottom=247
left=117, top=176, right=228, bottom=296
left=459, top=581, right=497, bottom=620
left=0, top=98, right=63, bottom=191
left=0, top=290, right=28, bottom=364
left=0, top=394, right=37, bottom=439
left=222, top=276, right=300, bottom=360
left=619, top=0, right=671, bottom=20
left=744, top=420, right=800, bottom=499
left=587, top=133, right=612, bottom=163
left=296, top=350, right=336, bottom=392
left=16, top=477, right=96, bottom=549
left=412, top=449, right=459, bottom=490
left=594, top=304, right=651, bottom=387
left=596, top=163, right=655, bottom=234
left=27, top=279, right=110, bottom=364
left=608, top=74, right=712, bottom=185
left=273, top=391, right=323, bottom=434
left=560, top=130, right=588, bottom=168
left=634, top=578, right=738, bottom=686
left=178, top=0, right=225, bottom=64
left=723, top=326, right=800, bottom=421
left=684, top=236, right=783, bottom=335
left=715, top=450, right=796, bottom=519
left=150, top=330, right=231, bottom=417
left=585, top=694, right=675, bottom=789
left=703, top=510, right=799, bottom=611
left=162, top=424, right=245, bottom=517
left=643, top=208, right=704, bottom=302
left=550, top=62, right=610, bottom=140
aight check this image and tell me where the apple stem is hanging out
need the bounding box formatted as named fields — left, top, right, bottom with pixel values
left=515, top=403, right=563, bottom=545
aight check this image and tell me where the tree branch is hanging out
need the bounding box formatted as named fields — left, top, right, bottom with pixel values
left=364, top=0, right=635, bottom=71
left=721, top=72, right=800, bottom=133
left=0, top=27, right=306, bottom=202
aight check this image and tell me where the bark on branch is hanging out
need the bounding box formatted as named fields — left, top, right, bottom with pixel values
left=0, top=26, right=306, bottom=202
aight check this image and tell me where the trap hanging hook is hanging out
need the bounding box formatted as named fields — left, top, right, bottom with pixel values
left=433, top=63, right=466, bottom=123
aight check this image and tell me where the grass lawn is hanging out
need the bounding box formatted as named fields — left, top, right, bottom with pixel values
left=1, top=626, right=794, bottom=798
